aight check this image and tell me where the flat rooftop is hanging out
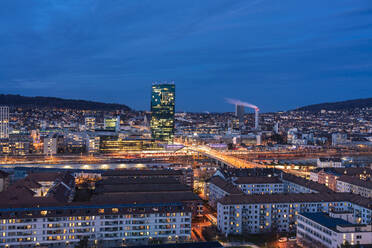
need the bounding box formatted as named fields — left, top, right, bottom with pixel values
left=299, top=212, right=363, bottom=232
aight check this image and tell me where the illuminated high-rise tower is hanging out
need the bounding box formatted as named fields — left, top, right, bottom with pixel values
left=0, top=106, right=9, bottom=139
left=150, top=82, right=175, bottom=143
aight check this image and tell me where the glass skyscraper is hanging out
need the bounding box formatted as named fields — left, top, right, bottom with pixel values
left=150, top=82, right=175, bottom=143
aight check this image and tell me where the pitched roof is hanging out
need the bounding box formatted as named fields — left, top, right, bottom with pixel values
left=102, top=169, right=182, bottom=177
left=337, top=175, right=372, bottom=189
left=234, top=176, right=281, bottom=184
left=27, top=172, right=61, bottom=182
left=96, top=183, right=191, bottom=194
left=208, top=176, right=243, bottom=195
left=282, top=173, right=333, bottom=193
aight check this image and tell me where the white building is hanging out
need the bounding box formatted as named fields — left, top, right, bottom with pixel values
left=336, top=176, right=372, bottom=199
left=297, top=212, right=372, bottom=248
left=0, top=106, right=9, bottom=139
left=43, top=137, right=57, bottom=155
left=317, top=158, right=343, bottom=168
left=207, top=176, right=242, bottom=208
left=232, top=176, right=284, bottom=195
left=217, top=193, right=372, bottom=235
left=0, top=204, right=191, bottom=248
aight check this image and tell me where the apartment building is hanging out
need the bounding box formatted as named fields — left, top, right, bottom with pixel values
left=206, top=176, right=243, bottom=208
left=232, top=176, right=284, bottom=195
left=0, top=199, right=192, bottom=248
left=207, top=171, right=332, bottom=209
left=101, top=169, right=193, bottom=188
left=297, top=212, right=372, bottom=248
left=336, top=175, right=372, bottom=199
left=217, top=193, right=372, bottom=235
left=0, top=175, right=196, bottom=247
left=281, top=173, right=333, bottom=194
left=310, top=167, right=372, bottom=191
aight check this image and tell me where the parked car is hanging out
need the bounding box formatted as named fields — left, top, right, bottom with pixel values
left=289, top=236, right=297, bottom=241
left=278, top=237, right=288, bottom=243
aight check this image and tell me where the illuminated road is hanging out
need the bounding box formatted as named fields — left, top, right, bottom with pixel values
left=186, top=145, right=266, bottom=169
left=184, top=145, right=309, bottom=177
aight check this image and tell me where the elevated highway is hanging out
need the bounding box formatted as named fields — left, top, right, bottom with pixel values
left=186, top=145, right=267, bottom=169
left=185, top=145, right=309, bottom=177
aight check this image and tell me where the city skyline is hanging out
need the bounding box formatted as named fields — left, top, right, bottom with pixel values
left=0, top=1, right=372, bottom=247
left=1, top=0, right=372, bottom=112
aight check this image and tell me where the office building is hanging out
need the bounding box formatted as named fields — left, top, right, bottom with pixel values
left=150, top=82, right=175, bottom=143
left=317, top=158, right=343, bottom=168
left=87, top=136, right=100, bottom=154
left=104, top=116, right=120, bottom=132
left=99, top=136, right=160, bottom=153
left=297, top=212, right=372, bottom=248
left=85, top=116, right=96, bottom=131
left=0, top=106, right=9, bottom=139
left=235, top=104, right=244, bottom=129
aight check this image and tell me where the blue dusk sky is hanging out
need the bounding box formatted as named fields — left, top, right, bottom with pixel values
left=0, top=0, right=371, bottom=112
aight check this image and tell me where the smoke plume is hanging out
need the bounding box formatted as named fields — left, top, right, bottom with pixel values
left=226, top=98, right=259, bottom=111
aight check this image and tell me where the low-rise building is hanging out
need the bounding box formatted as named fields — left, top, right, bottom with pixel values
left=297, top=212, right=372, bottom=248
left=317, top=158, right=343, bottom=168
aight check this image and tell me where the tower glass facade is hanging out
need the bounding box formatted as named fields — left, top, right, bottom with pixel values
left=150, top=82, right=175, bottom=143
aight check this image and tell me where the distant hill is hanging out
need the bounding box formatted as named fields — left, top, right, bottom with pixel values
left=0, top=94, right=131, bottom=111
left=296, top=98, right=372, bottom=112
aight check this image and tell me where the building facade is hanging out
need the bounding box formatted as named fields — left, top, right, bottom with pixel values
left=150, top=82, right=175, bottom=143
left=0, top=106, right=9, bottom=139
left=43, top=137, right=57, bottom=155
left=217, top=193, right=372, bottom=235
left=317, top=158, right=343, bottom=168
left=104, top=116, right=120, bottom=132
left=85, top=117, right=96, bottom=131
left=0, top=203, right=192, bottom=248
left=297, top=212, right=372, bottom=248
left=336, top=176, right=372, bottom=199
